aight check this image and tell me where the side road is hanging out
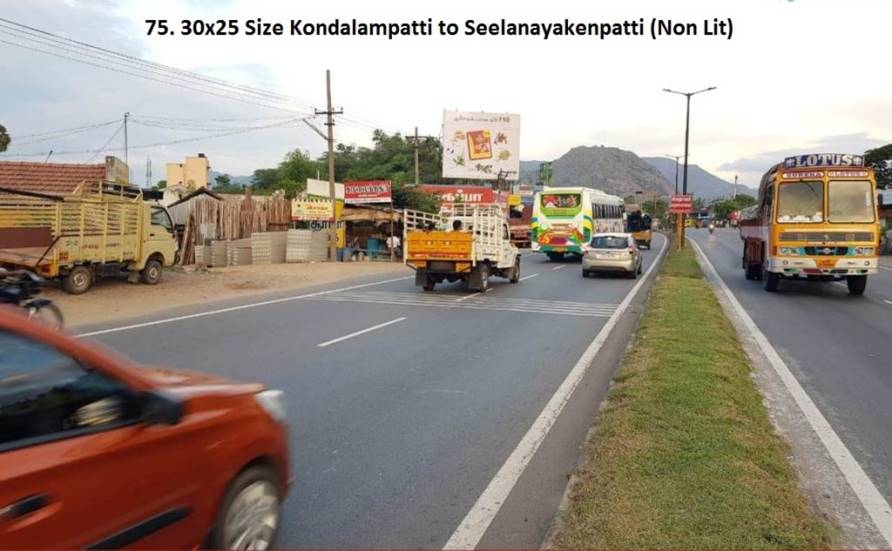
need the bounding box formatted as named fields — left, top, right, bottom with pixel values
left=551, top=245, right=832, bottom=549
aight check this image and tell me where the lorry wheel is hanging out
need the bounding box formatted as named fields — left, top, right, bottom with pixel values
left=62, top=265, right=92, bottom=295
left=422, top=274, right=436, bottom=292
left=478, top=264, right=489, bottom=291
left=510, top=257, right=520, bottom=283
left=762, top=266, right=780, bottom=292
left=547, top=252, right=563, bottom=262
left=140, top=259, right=163, bottom=285
left=846, top=275, right=867, bottom=296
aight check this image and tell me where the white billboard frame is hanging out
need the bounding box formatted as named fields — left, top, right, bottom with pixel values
left=442, top=111, right=520, bottom=181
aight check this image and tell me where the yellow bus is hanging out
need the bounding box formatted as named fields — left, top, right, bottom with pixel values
left=739, top=153, right=879, bottom=295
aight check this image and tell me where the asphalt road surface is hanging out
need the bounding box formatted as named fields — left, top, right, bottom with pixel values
left=689, top=228, right=892, bottom=508
left=75, top=234, right=666, bottom=548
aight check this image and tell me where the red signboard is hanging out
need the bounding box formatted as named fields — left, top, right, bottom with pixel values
left=669, top=194, right=694, bottom=214
left=344, top=180, right=392, bottom=204
left=421, top=184, right=494, bottom=204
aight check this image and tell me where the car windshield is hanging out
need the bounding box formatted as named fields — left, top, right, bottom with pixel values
left=777, top=181, right=823, bottom=223
left=590, top=236, right=629, bottom=249
left=828, top=180, right=874, bottom=223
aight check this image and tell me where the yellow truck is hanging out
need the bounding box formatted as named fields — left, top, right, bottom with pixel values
left=0, top=181, right=177, bottom=294
left=404, top=204, right=521, bottom=292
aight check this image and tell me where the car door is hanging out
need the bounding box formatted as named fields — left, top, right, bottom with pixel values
left=0, top=327, right=205, bottom=549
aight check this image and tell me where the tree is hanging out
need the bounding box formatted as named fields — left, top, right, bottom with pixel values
left=711, top=194, right=757, bottom=220
left=0, top=124, right=9, bottom=153
left=153, top=179, right=167, bottom=190
left=865, top=144, right=892, bottom=189
left=213, top=173, right=244, bottom=194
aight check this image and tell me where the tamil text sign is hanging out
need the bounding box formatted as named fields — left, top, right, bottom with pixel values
left=421, top=184, right=494, bottom=204
left=442, top=111, right=520, bottom=181
left=291, top=200, right=333, bottom=221
left=345, top=180, right=392, bottom=204
left=669, top=194, right=694, bottom=214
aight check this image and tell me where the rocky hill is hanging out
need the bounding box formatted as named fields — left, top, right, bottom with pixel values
left=548, top=146, right=672, bottom=197
left=642, top=157, right=756, bottom=201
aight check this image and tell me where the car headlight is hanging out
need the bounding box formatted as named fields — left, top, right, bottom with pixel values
left=854, top=247, right=874, bottom=256
left=779, top=247, right=801, bottom=256
left=255, top=389, right=287, bottom=423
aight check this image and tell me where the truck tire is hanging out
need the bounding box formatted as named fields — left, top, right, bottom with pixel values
left=762, top=266, right=780, bottom=292
left=510, top=257, right=520, bottom=283
left=140, top=259, right=163, bottom=285
left=62, top=265, right=92, bottom=295
left=478, top=264, right=489, bottom=292
left=422, top=273, right=436, bottom=292
left=846, top=275, right=867, bottom=296
left=547, top=252, right=564, bottom=262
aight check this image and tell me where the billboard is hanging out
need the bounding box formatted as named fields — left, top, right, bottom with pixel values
left=344, top=180, right=392, bottom=204
left=291, top=200, right=333, bottom=221
left=306, top=178, right=344, bottom=200
left=442, top=111, right=520, bottom=180
left=421, top=184, right=494, bottom=204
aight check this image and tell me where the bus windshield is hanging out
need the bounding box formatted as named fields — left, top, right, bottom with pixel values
left=540, top=193, right=581, bottom=215
left=776, top=181, right=823, bottom=223
left=828, top=180, right=874, bottom=223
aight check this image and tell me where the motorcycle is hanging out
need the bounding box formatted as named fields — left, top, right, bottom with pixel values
left=708, top=223, right=715, bottom=234
left=0, top=269, right=64, bottom=329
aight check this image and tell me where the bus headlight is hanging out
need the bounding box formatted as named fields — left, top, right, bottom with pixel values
left=779, top=247, right=801, bottom=256
left=854, top=247, right=874, bottom=256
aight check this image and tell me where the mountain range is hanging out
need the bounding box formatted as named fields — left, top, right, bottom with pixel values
left=519, top=147, right=754, bottom=201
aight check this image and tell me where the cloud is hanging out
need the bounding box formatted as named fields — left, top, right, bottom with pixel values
left=718, top=133, right=890, bottom=173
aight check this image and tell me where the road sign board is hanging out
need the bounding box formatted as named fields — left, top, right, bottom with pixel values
left=669, top=194, right=694, bottom=214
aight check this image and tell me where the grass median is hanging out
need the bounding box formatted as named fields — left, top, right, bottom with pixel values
left=552, top=244, right=832, bottom=549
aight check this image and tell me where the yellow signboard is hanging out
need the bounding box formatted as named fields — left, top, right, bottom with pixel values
left=508, top=194, right=521, bottom=206
left=291, top=200, right=332, bottom=221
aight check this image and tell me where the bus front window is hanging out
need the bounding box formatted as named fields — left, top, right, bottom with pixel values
left=828, top=180, right=874, bottom=223
left=776, top=181, right=823, bottom=223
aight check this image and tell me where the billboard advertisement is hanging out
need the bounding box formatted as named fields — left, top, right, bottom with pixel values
left=306, top=178, right=344, bottom=200
left=421, top=184, right=494, bottom=204
left=442, top=111, right=520, bottom=180
left=291, top=200, right=333, bottom=221
left=344, top=180, right=392, bottom=204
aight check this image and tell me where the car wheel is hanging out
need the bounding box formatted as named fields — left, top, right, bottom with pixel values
left=582, top=269, right=589, bottom=278
left=210, top=466, right=281, bottom=551
left=140, top=258, right=163, bottom=285
left=62, top=265, right=92, bottom=294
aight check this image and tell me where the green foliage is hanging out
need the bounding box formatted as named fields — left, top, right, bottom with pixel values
left=711, top=194, right=757, bottom=220
left=865, top=144, right=892, bottom=188
left=153, top=179, right=167, bottom=190
left=0, top=124, right=8, bottom=153
left=213, top=173, right=244, bottom=194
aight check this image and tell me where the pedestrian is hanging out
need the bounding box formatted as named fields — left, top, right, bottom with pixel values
left=386, top=233, right=402, bottom=259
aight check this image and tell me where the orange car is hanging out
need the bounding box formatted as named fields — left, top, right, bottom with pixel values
left=0, top=307, right=290, bottom=549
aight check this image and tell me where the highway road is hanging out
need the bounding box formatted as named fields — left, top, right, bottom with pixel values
left=74, top=234, right=666, bottom=549
left=688, top=228, right=892, bottom=509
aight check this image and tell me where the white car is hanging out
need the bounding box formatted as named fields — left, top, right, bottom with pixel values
left=582, top=233, right=643, bottom=278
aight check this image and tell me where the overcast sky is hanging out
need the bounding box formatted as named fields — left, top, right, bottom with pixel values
left=1, top=0, right=889, bottom=190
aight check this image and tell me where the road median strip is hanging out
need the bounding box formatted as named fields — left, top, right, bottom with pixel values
left=551, top=244, right=832, bottom=549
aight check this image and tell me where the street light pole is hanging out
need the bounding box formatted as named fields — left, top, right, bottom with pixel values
left=664, top=154, right=682, bottom=195
left=663, top=86, right=717, bottom=249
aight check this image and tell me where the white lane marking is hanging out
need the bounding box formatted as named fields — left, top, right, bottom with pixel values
left=879, top=265, right=892, bottom=272
left=885, top=300, right=892, bottom=307
left=444, top=235, right=668, bottom=550
left=689, top=239, right=892, bottom=547
left=455, top=293, right=479, bottom=303
left=552, top=265, right=567, bottom=271
left=316, top=317, right=406, bottom=348
left=518, top=273, right=539, bottom=282
left=75, top=276, right=414, bottom=338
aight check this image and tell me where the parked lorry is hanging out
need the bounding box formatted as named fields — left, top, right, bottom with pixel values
left=0, top=181, right=177, bottom=294
left=508, top=203, right=532, bottom=248
left=404, top=203, right=521, bottom=292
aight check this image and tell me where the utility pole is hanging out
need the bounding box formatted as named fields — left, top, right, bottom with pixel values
left=665, top=154, right=682, bottom=195
left=733, top=174, right=738, bottom=198
left=414, top=127, right=420, bottom=186
left=123, top=112, right=130, bottom=182
left=315, top=70, right=343, bottom=261
left=146, top=156, right=152, bottom=188
left=663, top=87, right=717, bottom=248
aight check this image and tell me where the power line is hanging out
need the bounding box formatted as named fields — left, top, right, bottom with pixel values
left=10, top=119, right=119, bottom=140
left=0, top=18, right=314, bottom=109
left=85, top=123, right=124, bottom=162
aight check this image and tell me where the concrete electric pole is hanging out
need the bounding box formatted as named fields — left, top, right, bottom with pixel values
left=315, top=70, right=343, bottom=261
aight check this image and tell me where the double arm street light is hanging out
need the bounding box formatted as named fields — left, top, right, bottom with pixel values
left=663, top=86, right=717, bottom=248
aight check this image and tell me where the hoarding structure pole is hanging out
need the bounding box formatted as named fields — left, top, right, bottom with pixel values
left=414, top=127, right=420, bottom=186
left=123, top=112, right=130, bottom=182
left=316, top=70, right=343, bottom=261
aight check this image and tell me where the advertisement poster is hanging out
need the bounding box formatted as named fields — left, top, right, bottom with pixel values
left=421, top=184, right=494, bottom=204
left=344, top=180, right=392, bottom=204
left=442, top=111, right=520, bottom=180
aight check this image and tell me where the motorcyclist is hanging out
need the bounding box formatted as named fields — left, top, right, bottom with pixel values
left=708, top=221, right=715, bottom=234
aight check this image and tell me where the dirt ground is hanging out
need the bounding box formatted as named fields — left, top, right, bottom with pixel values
left=45, top=261, right=409, bottom=328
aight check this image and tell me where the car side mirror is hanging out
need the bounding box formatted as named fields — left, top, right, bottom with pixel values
left=140, top=390, right=183, bottom=426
